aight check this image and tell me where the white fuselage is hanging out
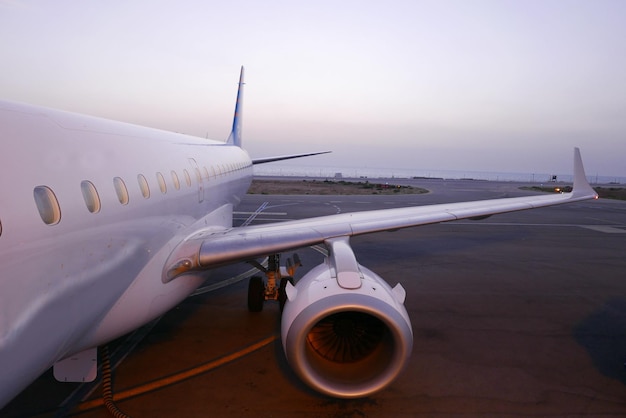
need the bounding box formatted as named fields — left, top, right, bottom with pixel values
left=0, top=100, right=252, bottom=406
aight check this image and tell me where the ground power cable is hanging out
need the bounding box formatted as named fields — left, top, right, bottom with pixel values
left=76, top=335, right=277, bottom=414
left=101, top=345, right=132, bottom=418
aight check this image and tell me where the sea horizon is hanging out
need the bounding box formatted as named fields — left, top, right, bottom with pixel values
left=253, top=163, right=625, bottom=185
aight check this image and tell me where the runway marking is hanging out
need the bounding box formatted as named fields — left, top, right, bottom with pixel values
left=237, top=202, right=298, bottom=226
left=234, top=211, right=287, bottom=216
left=580, top=225, right=626, bottom=234
left=327, top=203, right=342, bottom=214
left=74, top=335, right=278, bottom=413
left=239, top=202, right=269, bottom=226
left=454, top=222, right=626, bottom=233
left=190, top=263, right=267, bottom=296
left=234, top=217, right=296, bottom=222
left=587, top=216, right=626, bottom=226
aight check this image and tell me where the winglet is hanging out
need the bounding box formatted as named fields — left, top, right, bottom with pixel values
left=572, top=147, right=598, bottom=200
left=226, top=66, right=245, bottom=147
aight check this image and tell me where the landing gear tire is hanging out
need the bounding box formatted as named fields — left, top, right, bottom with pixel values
left=278, top=277, right=294, bottom=312
left=248, top=275, right=264, bottom=312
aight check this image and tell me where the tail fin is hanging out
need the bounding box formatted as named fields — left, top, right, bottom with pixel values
left=226, top=66, right=245, bottom=147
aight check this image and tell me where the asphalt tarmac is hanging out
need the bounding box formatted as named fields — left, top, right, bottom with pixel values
left=3, top=178, right=626, bottom=417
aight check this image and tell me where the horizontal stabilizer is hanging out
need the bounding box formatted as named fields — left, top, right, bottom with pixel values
left=252, top=151, right=331, bottom=165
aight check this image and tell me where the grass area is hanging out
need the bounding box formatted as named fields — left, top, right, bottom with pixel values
left=248, top=179, right=429, bottom=195
left=592, top=187, right=626, bottom=200
left=521, top=185, right=626, bottom=200
left=333, top=180, right=427, bottom=194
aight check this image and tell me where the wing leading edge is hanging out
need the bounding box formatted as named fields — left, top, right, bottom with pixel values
left=164, top=148, right=597, bottom=282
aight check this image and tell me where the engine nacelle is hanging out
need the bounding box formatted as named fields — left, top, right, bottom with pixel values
left=281, top=258, right=413, bottom=398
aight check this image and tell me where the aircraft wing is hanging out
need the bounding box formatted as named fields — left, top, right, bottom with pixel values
left=164, top=148, right=597, bottom=282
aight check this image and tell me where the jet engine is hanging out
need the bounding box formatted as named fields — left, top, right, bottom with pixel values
left=281, top=238, right=413, bottom=398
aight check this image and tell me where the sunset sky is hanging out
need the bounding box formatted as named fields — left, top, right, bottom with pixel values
left=1, top=0, right=624, bottom=177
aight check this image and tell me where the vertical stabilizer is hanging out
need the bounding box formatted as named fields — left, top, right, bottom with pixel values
left=226, top=66, right=245, bottom=147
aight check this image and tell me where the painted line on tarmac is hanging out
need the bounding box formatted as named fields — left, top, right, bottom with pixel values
left=455, top=221, right=626, bottom=233
left=190, top=262, right=266, bottom=296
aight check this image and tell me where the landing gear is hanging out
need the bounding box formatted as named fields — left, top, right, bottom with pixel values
left=246, top=253, right=301, bottom=313
left=247, top=275, right=265, bottom=312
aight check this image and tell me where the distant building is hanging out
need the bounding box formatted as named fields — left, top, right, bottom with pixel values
left=334, top=172, right=343, bottom=179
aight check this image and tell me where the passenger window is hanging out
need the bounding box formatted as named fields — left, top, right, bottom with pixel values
left=34, top=186, right=61, bottom=225
left=80, top=181, right=101, bottom=213
left=183, top=169, right=192, bottom=187
left=113, top=177, right=129, bottom=205
left=171, top=171, right=180, bottom=190
left=138, top=174, right=150, bottom=198
left=0, top=219, right=2, bottom=236
left=157, top=172, right=167, bottom=194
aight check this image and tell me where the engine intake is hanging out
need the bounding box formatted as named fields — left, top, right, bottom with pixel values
left=281, top=262, right=413, bottom=398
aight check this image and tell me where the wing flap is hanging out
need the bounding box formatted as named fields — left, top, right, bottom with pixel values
left=163, top=148, right=597, bottom=282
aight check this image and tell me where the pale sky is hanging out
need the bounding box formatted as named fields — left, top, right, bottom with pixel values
left=1, top=0, right=625, bottom=177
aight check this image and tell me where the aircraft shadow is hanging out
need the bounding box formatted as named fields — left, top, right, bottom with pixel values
left=573, top=297, right=626, bottom=385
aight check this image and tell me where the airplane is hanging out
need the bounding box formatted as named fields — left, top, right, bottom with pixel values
left=0, top=66, right=598, bottom=409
